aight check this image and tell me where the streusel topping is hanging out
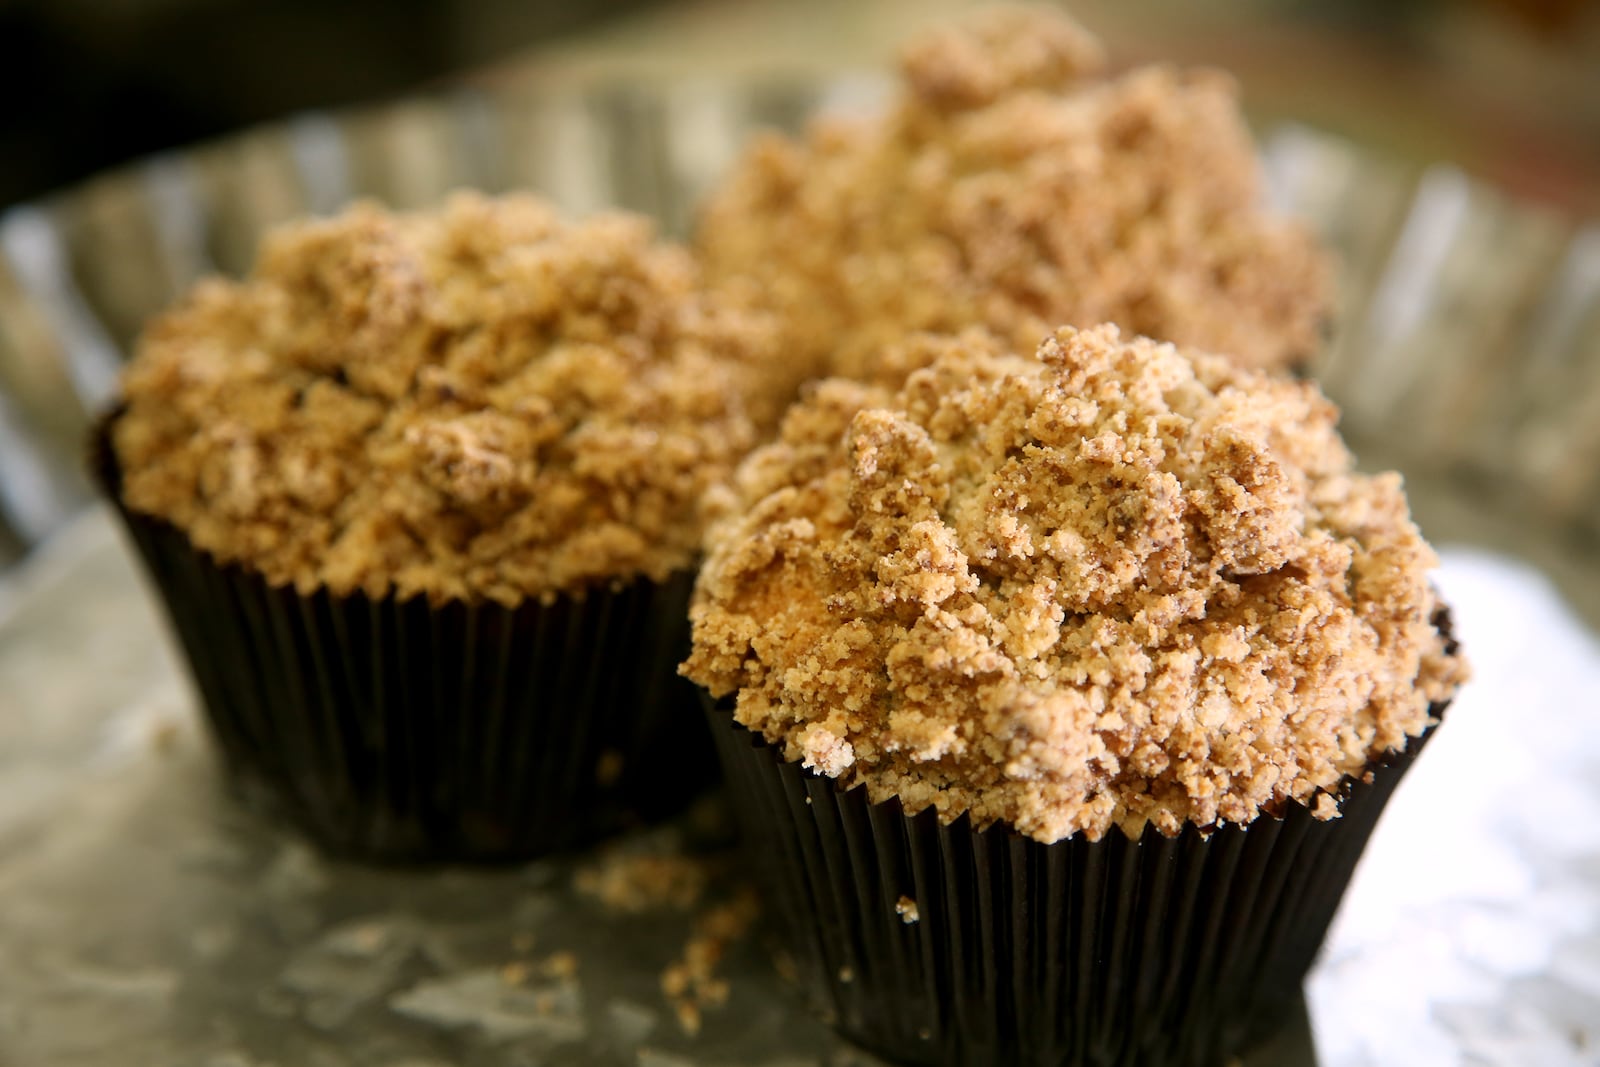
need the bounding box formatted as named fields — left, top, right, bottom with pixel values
left=113, top=193, right=785, bottom=605
left=696, top=5, right=1330, bottom=387
left=683, top=325, right=1464, bottom=842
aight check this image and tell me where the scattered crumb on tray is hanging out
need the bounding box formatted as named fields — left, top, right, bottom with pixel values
left=574, top=847, right=711, bottom=915
left=660, top=886, right=761, bottom=1036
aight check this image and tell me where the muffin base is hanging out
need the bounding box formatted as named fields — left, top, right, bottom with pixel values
left=706, top=696, right=1446, bottom=1067
left=95, top=422, right=714, bottom=863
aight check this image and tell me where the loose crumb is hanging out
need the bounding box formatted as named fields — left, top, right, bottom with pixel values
left=540, top=951, right=580, bottom=980
left=574, top=847, right=710, bottom=915
left=895, top=896, right=920, bottom=924
left=595, top=749, right=626, bottom=787
left=149, top=715, right=182, bottom=754
left=500, top=950, right=576, bottom=991
left=683, top=325, right=1467, bottom=843
left=114, top=193, right=790, bottom=605
left=660, top=887, right=761, bottom=1036
left=771, top=949, right=799, bottom=986
left=697, top=5, right=1330, bottom=389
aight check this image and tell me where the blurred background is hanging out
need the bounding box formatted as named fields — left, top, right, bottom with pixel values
left=2, top=0, right=1598, bottom=216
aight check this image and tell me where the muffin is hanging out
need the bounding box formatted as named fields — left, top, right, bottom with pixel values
left=683, top=324, right=1465, bottom=1065
left=696, top=6, right=1331, bottom=388
left=98, top=192, right=787, bottom=862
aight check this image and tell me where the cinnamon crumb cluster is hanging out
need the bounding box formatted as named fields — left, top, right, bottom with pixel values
left=696, top=5, right=1330, bottom=388
left=683, top=325, right=1466, bottom=843
left=113, top=193, right=788, bottom=605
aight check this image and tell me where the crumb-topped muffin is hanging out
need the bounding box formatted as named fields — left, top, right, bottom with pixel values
left=687, top=324, right=1464, bottom=1064
left=113, top=192, right=784, bottom=607
left=696, top=5, right=1331, bottom=387
left=101, top=193, right=785, bottom=861
left=686, top=323, right=1464, bottom=841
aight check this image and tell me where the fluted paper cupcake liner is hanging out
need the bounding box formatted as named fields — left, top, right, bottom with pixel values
left=707, top=694, right=1447, bottom=1067
left=94, top=421, right=715, bottom=863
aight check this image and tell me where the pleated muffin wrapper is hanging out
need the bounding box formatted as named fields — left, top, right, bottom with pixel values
left=93, top=418, right=716, bottom=863
left=706, top=691, right=1450, bottom=1067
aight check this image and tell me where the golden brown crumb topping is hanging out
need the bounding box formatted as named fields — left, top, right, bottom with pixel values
left=683, top=325, right=1465, bottom=842
left=696, top=5, right=1330, bottom=387
left=112, top=193, right=789, bottom=605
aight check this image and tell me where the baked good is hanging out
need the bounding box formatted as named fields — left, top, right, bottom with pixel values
left=113, top=193, right=786, bottom=606
left=684, top=324, right=1465, bottom=1064
left=100, top=192, right=783, bottom=861
left=696, top=5, right=1331, bottom=389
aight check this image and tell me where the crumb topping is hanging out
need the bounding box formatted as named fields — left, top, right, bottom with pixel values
left=683, top=325, right=1466, bottom=842
left=696, top=5, right=1330, bottom=387
left=112, top=193, right=788, bottom=605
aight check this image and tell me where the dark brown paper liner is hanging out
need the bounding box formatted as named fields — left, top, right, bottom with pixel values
left=707, top=696, right=1448, bottom=1067
left=93, top=421, right=715, bottom=863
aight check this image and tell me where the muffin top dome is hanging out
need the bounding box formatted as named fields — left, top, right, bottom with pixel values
left=683, top=325, right=1465, bottom=843
left=696, top=5, right=1330, bottom=388
left=112, top=193, right=784, bottom=605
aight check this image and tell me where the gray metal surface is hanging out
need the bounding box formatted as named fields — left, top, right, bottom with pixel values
left=0, top=78, right=1596, bottom=1066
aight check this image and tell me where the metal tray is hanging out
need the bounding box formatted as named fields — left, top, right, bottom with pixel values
left=0, top=78, right=1596, bottom=1067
